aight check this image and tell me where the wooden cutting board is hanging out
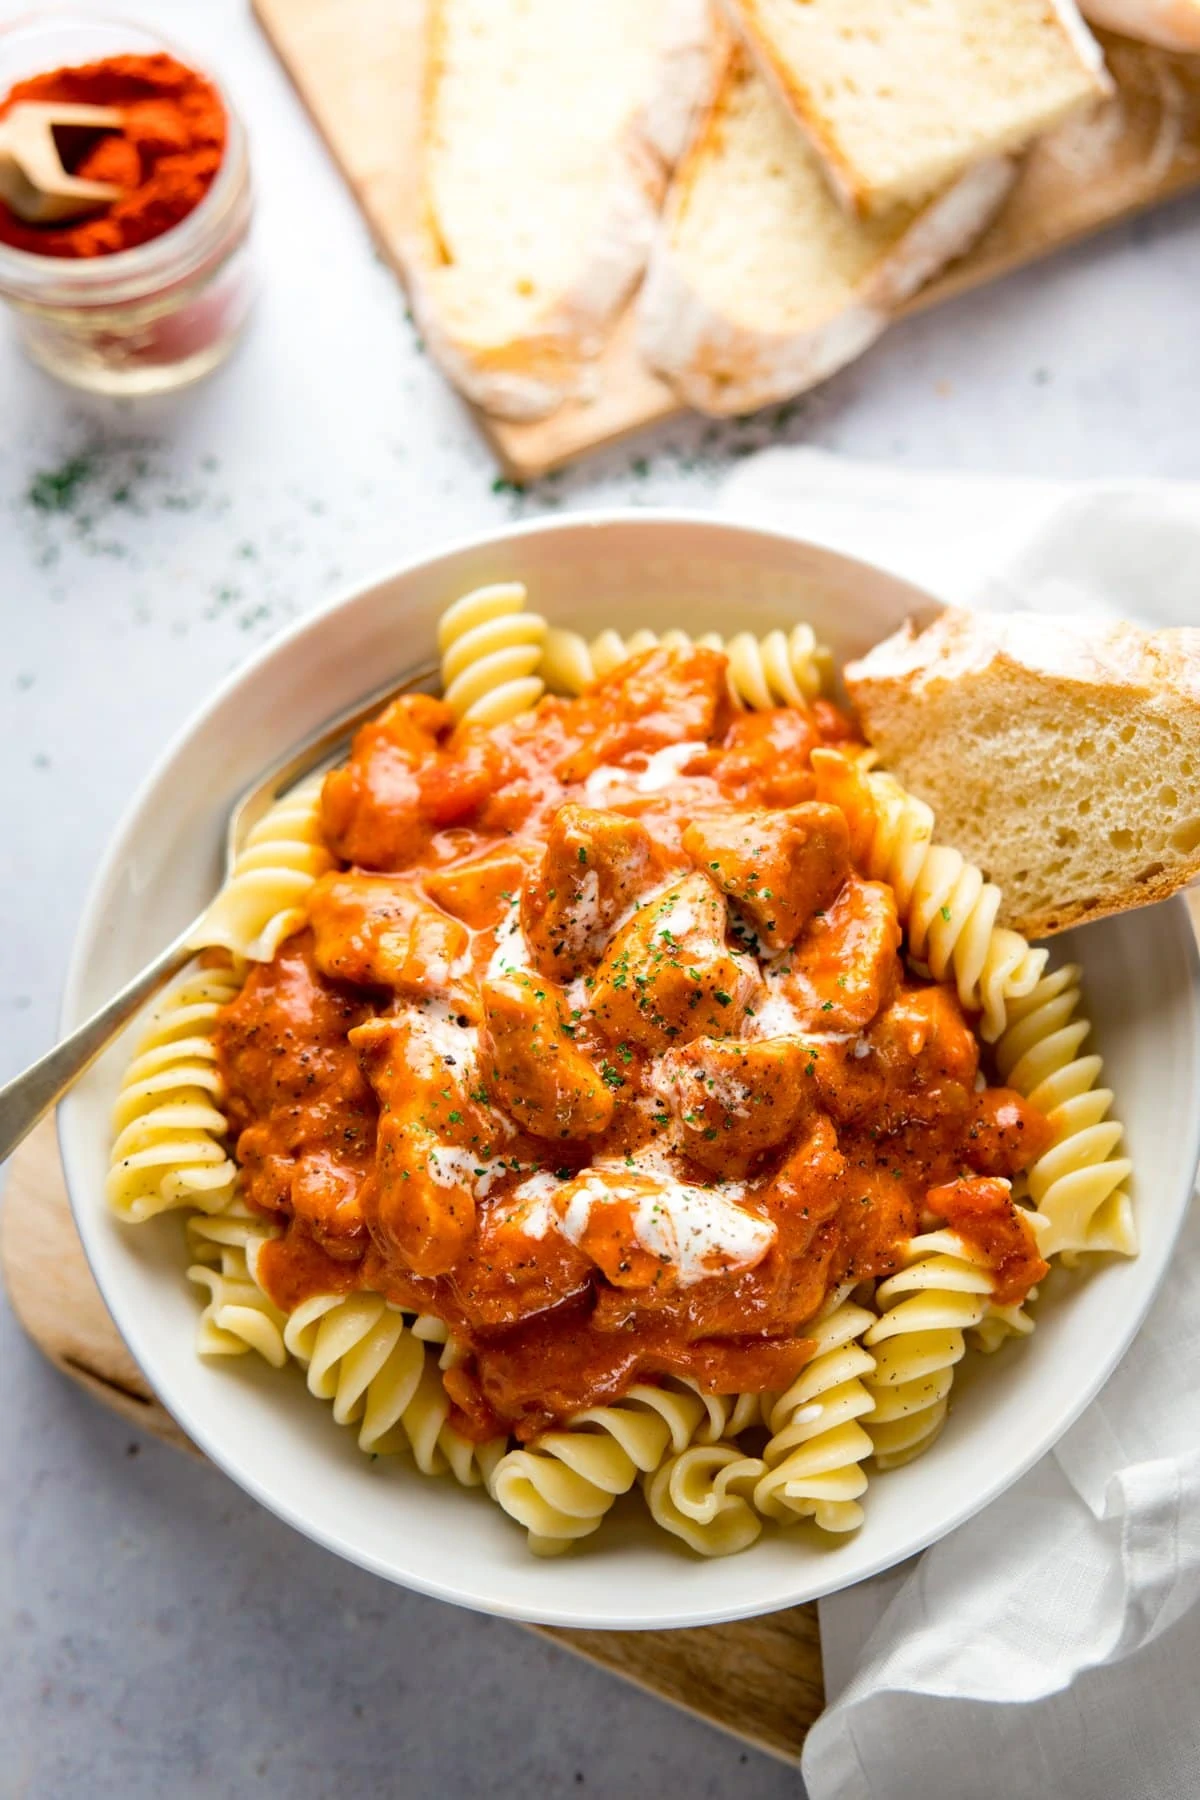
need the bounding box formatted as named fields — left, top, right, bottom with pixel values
left=251, top=0, right=1200, bottom=479
left=0, top=1118, right=824, bottom=1765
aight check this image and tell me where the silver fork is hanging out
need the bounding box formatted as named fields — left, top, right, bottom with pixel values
left=0, top=659, right=439, bottom=1164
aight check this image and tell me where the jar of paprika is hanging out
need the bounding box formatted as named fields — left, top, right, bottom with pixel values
left=0, top=15, right=254, bottom=394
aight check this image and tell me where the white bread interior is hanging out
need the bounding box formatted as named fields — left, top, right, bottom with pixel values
left=410, top=0, right=720, bottom=421
left=845, top=608, right=1200, bottom=937
left=724, top=0, right=1112, bottom=216
left=638, top=44, right=1014, bottom=418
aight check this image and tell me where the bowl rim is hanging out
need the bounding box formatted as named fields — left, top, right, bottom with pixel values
left=56, top=507, right=1200, bottom=1629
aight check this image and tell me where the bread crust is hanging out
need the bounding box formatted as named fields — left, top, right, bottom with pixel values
left=637, top=52, right=1013, bottom=417
left=725, top=0, right=1110, bottom=216
left=411, top=0, right=723, bottom=421
left=847, top=610, right=1200, bottom=937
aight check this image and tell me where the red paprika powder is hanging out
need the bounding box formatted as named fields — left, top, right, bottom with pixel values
left=0, top=52, right=226, bottom=258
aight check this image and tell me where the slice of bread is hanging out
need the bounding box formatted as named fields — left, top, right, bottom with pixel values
left=1081, top=0, right=1200, bottom=49
left=725, top=0, right=1112, bottom=217
left=409, top=0, right=720, bottom=421
left=845, top=609, right=1200, bottom=937
left=637, top=45, right=1015, bottom=418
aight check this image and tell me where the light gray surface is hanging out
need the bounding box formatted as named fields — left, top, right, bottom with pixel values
left=1, top=1, right=1199, bottom=1794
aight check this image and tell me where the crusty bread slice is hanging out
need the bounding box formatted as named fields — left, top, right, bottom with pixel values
left=845, top=609, right=1200, bottom=937
left=725, top=0, right=1112, bottom=217
left=409, top=0, right=719, bottom=421
left=1081, top=0, right=1200, bottom=49
left=637, top=45, right=1014, bottom=418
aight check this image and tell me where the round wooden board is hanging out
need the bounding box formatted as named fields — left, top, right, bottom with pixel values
left=1, top=1116, right=823, bottom=1763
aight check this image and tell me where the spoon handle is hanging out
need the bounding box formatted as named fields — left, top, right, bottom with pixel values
left=0, top=932, right=196, bottom=1164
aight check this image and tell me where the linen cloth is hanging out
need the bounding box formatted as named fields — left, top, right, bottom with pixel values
left=717, top=450, right=1200, bottom=1800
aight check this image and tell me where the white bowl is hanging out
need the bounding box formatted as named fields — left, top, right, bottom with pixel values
left=59, top=512, right=1200, bottom=1630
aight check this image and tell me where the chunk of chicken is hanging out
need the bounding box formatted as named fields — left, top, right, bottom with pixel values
left=350, top=1014, right=491, bottom=1276
left=812, top=982, right=980, bottom=1130
left=307, top=871, right=421, bottom=988
left=551, top=1166, right=775, bottom=1292
left=763, top=1114, right=848, bottom=1233
left=658, top=1035, right=817, bottom=1177
left=692, top=707, right=818, bottom=808
left=589, top=872, right=761, bottom=1050
left=772, top=874, right=900, bottom=1032
left=322, top=693, right=506, bottom=870
left=308, top=871, right=475, bottom=1015
left=480, top=971, right=614, bottom=1140
left=522, top=804, right=671, bottom=979
left=810, top=746, right=878, bottom=863
left=683, top=803, right=849, bottom=951
left=961, top=1087, right=1056, bottom=1180
left=447, top=1198, right=594, bottom=1330
left=424, top=846, right=537, bottom=931
left=214, top=934, right=376, bottom=1257
left=557, top=646, right=735, bottom=782
left=396, top=905, right=474, bottom=1010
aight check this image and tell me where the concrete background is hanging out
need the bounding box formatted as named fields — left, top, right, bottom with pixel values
left=2, top=2, right=1199, bottom=1794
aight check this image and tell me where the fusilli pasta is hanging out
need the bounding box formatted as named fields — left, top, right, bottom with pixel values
left=186, top=1204, right=288, bottom=1366
left=754, top=1296, right=877, bottom=1532
left=189, top=773, right=333, bottom=963
left=104, top=596, right=1139, bottom=1563
left=282, top=1290, right=506, bottom=1484
left=994, top=965, right=1136, bottom=1262
left=540, top=623, right=831, bottom=710
left=438, top=582, right=547, bottom=726
left=863, top=1231, right=996, bottom=1469
left=644, top=1443, right=766, bottom=1556
left=489, top=1382, right=711, bottom=1555
left=815, top=753, right=1048, bottom=1042
left=106, top=965, right=242, bottom=1221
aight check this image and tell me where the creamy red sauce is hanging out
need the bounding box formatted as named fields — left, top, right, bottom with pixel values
left=215, top=648, right=1051, bottom=1442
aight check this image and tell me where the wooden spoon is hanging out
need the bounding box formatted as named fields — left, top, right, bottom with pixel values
left=0, top=101, right=124, bottom=225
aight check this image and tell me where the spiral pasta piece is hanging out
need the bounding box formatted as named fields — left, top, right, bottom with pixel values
left=186, top=1204, right=288, bottom=1366
left=644, top=1443, right=767, bottom=1557
left=489, top=1381, right=710, bottom=1556
left=863, top=1231, right=999, bottom=1469
left=994, top=965, right=1135, bottom=1262
left=687, top=1387, right=763, bottom=1444
left=106, top=965, right=242, bottom=1222
left=816, top=754, right=1048, bottom=1042
left=438, top=582, right=547, bottom=726
left=282, top=1291, right=505, bottom=1482
left=753, top=1298, right=877, bottom=1532
left=724, top=626, right=832, bottom=709
left=539, top=623, right=831, bottom=710
left=189, top=773, right=333, bottom=963
left=971, top=1294, right=1038, bottom=1356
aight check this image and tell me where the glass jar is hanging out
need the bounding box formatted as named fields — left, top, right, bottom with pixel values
left=0, top=13, right=254, bottom=395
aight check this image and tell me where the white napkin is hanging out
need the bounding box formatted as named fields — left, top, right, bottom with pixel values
left=717, top=449, right=1200, bottom=1800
